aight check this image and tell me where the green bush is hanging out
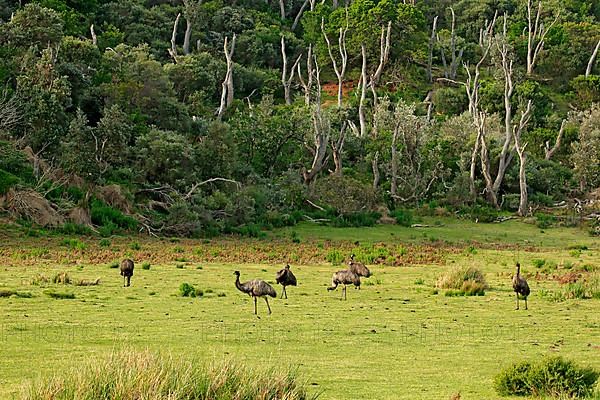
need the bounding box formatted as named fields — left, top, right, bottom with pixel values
left=90, top=200, right=138, bottom=233
left=458, top=204, right=499, bottom=223
left=179, top=282, right=200, bottom=297
left=44, top=290, right=75, bottom=299
left=326, top=249, right=344, bottom=266
left=60, top=238, right=87, bottom=250
left=332, top=211, right=381, bottom=227
left=141, top=262, right=151, bottom=270
left=495, top=357, right=599, bottom=398
left=535, top=213, right=557, bottom=229
left=99, top=239, right=111, bottom=247
left=390, top=209, right=414, bottom=227
left=57, top=223, right=93, bottom=236
left=0, top=169, right=20, bottom=194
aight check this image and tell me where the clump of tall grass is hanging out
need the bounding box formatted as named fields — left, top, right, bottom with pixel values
left=44, top=290, right=75, bottom=299
left=52, top=272, right=71, bottom=285
left=23, top=350, right=317, bottom=400
left=0, top=289, right=33, bottom=298
left=436, top=266, right=488, bottom=296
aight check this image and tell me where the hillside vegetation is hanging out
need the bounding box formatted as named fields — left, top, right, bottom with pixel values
left=0, top=0, right=599, bottom=236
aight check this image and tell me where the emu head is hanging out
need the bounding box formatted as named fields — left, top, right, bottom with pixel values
left=285, top=264, right=290, bottom=270
left=350, top=254, right=356, bottom=261
left=233, top=271, right=240, bottom=276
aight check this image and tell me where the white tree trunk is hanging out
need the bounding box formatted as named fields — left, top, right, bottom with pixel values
left=526, top=0, right=559, bottom=75
left=545, top=119, right=566, bottom=160
left=281, top=37, right=302, bottom=105
left=358, top=44, right=368, bottom=138
left=168, top=13, right=181, bottom=62
left=217, top=35, right=236, bottom=117
left=297, top=44, right=314, bottom=106
left=586, top=39, right=600, bottom=77
left=513, top=100, right=533, bottom=216
left=90, top=24, right=97, bottom=47
left=372, top=151, right=380, bottom=189
left=427, top=16, right=438, bottom=83
left=321, top=14, right=348, bottom=108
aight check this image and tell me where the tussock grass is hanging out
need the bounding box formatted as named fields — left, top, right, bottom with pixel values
left=0, top=289, right=32, bottom=298
left=43, top=290, right=75, bottom=299
left=52, top=272, right=71, bottom=285
left=436, top=266, right=488, bottom=296
left=23, top=350, right=317, bottom=400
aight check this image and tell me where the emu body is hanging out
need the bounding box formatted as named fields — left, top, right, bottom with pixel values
left=348, top=254, right=371, bottom=278
left=275, top=264, right=297, bottom=299
left=120, top=259, right=134, bottom=287
left=512, top=262, right=530, bottom=310
left=328, top=269, right=361, bottom=300
left=234, top=271, right=276, bottom=315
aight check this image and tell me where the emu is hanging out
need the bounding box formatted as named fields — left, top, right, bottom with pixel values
left=327, top=269, right=361, bottom=300
left=275, top=264, right=297, bottom=299
left=512, top=262, right=530, bottom=310
left=120, top=259, right=134, bottom=287
left=234, top=271, right=277, bottom=315
left=348, top=254, right=371, bottom=277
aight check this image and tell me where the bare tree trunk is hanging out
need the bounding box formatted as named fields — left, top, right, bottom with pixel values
left=303, top=56, right=329, bottom=185
left=372, top=151, right=380, bottom=189
left=448, top=7, right=462, bottom=79
left=545, top=119, right=566, bottom=160
left=526, top=0, right=559, bottom=75
left=358, top=44, right=368, bottom=138
left=424, top=91, right=433, bottom=122
left=586, top=39, right=600, bottom=77
left=216, top=35, right=236, bottom=117
left=513, top=100, right=533, bottom=216
left=331, top=121, right=346, bottom=176
left=427, top=16, right=438, bottom=83
left=291, top=0, right=309, bottom=31
left=470, top=128, right=482, bottom=197
left=369, top=21, right=392, bottom=102
left=281, top=37, right=302, bottom=105
left=184, top=19, right=193, bottom=55
left=321, top=14, right=348, bottom=108
left=168, top=13, right=181, bottom=63
left=391, top=125, right=399, bottom=198
left=279, top=0, right=286, bottom=19
left=493, top=14, right=515, bottom=196
left=183, top=0, right=203, bottom=55
left=90, top=24, right=97, bottom=47
left=479, top=127, right=498, bottom=208
left=297, top=45, right=314, bottom=106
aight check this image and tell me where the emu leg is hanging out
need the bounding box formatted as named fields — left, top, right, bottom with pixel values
left=343, top=285, right=347, bottom=300
left=254, top=296, right=257, bottom=315
left=283, top=286, right=287, bottom=299
left=525, top=297, right=528, bottom=310
left=126, top=276, right=131, bottom=287
left=515, top=293, right=519, bottom=310
left=123, top=276, right=125, bottom=287
left=265, top=297, right=272, bottom=314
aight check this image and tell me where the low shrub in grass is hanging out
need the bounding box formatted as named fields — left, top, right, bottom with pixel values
left=436, top=266, right=488, bottom=296
left=179, top=282, right=202, bottom=297
left=99, top=238, right=111, bottom=247
left=535, top=212, right=557, bottom=229
left=56, top=223, right=93, bottom=236
left=44, top=290, right=75, bottom=299
left=141, top=262, right=151, bottom=270
left=331, top=211, right=381, bottom=227
left=60, top=238, right=87, bottom=250
left=494, top=356, right=599, bottom=398
left=108, top=261, right=119, bottom=269
left=0, top=289, right=33, bottom=298
left=23, top=350, right=316, bottom=400
left=326, top=249, right=344, bottom=266
left=130, top=242, right=141, bottom=250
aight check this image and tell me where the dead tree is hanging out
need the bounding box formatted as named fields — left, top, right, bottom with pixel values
left=526, top=0, right=559, bottom=75
left=281, top=36, right=302, bottom=105
left=0, top=91, right=22, bottom=133
left=297, top=44, right=314, bottom=106
left=321, top=14, right=349, bottom=107
left=513, top=100, right=533, bottom=216
left=330, top=120, right=347, bottom=176
left=480, top=13, right=514, bottom=208
left=292, top=0, right=316, bottom=31
left=302, top=55, right=329, bottom=185
left=216, top=35, right=236, bottom=118
left=586, top=39, right=600, bottom=78
left=183, top=0, right=203, bottom=55
left=545, top=119, right=566, bottom=160
left=369, top=22, right=392, bottom=106
left=90, top=24, right=97, bottom=47
left=371, top=151, right=380, bottom=189
left=427, top=16, right=438, bottom=83
left=358, top=44, right=368, bottom=137
left=168, top=13, right=181, bottom=62
left=446, top=8, right=463, bottom=80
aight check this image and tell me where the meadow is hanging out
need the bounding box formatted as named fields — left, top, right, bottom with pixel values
left=0, top=218, right=599, bottom=399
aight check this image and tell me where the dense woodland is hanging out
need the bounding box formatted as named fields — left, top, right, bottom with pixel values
left=0, top=0, right=599, bottom=237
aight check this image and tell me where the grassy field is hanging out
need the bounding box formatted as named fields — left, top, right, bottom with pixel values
left=0, top=219, right=599, bottom=399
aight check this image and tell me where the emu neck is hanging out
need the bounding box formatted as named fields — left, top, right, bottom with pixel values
left=516, top=265, right=521, bottom=276
left=235, top=276, right=245, bottom=293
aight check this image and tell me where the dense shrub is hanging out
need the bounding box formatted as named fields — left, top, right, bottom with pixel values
left=457, top=204, right=499, bottom=223
left=0, top=169, right=20, bottom=194
left=90, top=199, right=138, bottom=234
left=326, top=249, right=344, bottom=266
left=390, top=208, right=414, bottom=227
left=179, top=282, right=202, bottom=297
left=494, top=357, right=599, bottom=398
left=535, top=213, right=557, bottom=229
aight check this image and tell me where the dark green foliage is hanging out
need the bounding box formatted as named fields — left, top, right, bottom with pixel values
left=494, top=357, right=599, bottom=398
left=0, top=169, right=19, bottom=194
left=179, top=282, right=202, bottom=297
left=44, top=290, right=75, bottom=299
left=458, top=204, right=499, bottom=223
left=90, top=200, right=137, bottom=234
left=390, top=209, right=414, bottom=227
left=535, top=213, right=557, bottom=229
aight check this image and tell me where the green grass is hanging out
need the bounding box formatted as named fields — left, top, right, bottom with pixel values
left=0, top=219, right=599, bottom=399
